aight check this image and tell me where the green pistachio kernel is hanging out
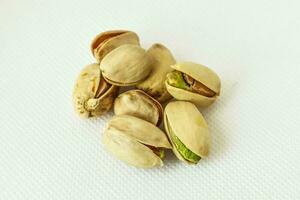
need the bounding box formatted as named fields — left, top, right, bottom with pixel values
left=166, top=71, right=190, bottom=90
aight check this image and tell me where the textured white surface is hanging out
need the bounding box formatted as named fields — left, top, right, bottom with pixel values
left=1, top=0, right=300, bottom=199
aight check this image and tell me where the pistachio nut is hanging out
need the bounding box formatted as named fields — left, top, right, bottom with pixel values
left=165, top=62, right=221, bottom=107
left=114, top=90, right=163, bottom=125
left=164, top=101, right=210, bottom=164
left=136, top=43, right=175, bottom=102
left=103, top=115, right=172, bottom=168
left=73, top=63, right=118, bottom=118
left=91, top=30, right=140, bottom=62
left=100, top=44, right=153, bottom=86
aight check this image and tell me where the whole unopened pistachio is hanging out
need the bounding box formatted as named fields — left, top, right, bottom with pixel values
left=114, top=90, right=163, bottom=125
left=103, top=115, right=171, bottom=168
left=164, top=101, right=210, bottom=164
left=100, top=44, right=153, bottom=86
left=91, top=30, right=139, bottom=62
left=137, top=43, right=175, bottom=102
left=165, top=62, right=221, bottom=107
left=73, top=63, right=118, bottom=118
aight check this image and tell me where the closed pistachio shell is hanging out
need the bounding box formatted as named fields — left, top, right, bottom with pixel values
left=103, top=115, right=171, bottom=168
left=114, top=90, right=163, bottom=125
left=72, top=63, right=118, bottom=118
left=165, top=62, right=221, bottom=107
left=103, top=130, right=163, bottom=168
left=107, top=115, right=171, bottom=148
left=100, top=44, right=153, bottom=86
left=164, top=101, right=210, bottom=164
left=136, top=43, right=175, bottom=102
left=91, top=30, right=140, bottom=62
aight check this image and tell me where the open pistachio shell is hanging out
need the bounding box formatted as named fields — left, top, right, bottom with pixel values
left=164, top=101, right=210, bottom=164
left=114, top=90, right=163, bottom=125
left=72, top=63, right=119, bottom=118
left=136, top=43, right=175, bottom=102
left=100, top=44, right=153, bottom=86
left=91, top=30, right=140, bottom=62
left=165, top=62, right=221, bottom=107
left=103, top=115, right=171, bottom=168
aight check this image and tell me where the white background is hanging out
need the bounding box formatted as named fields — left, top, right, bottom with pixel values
left=1, top=0, right=300, bottom=199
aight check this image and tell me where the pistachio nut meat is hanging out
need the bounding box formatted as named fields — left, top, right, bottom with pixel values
left=165, top=62, right=221, bottom=107
left=100, top=44, right=153, bottom=86
left=91, top=30, right=140, bottom=62
left=72, top=63, right=118, bottom=118
left=103, top=115, right=172, bottom=168
left=114, top=90, right=163, bottom=125
left=164, top=101, right=210, bottom=164
left=136, top=43, right=176, bottom=102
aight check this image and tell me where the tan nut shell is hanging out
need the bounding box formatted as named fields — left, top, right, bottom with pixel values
left=100, top=44, right=153, bottom=86
left=164, top=101, right=210, bottom=162
left=91, top=30, right=140, bottom=62
left=103, top=115, right=171, bottom=168
left=166, top=62, right=221, bottom=107
left=136, top=43, right=175, bottom=102
left=72, top=63, right=118, bottom=118
left=114, top=90, right=163, bottom=125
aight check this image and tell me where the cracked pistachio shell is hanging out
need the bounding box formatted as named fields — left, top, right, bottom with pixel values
left=164, top=101, right=210, bottom=163
left=72, top=63, right=119, bottom=118
left=91, top=30, right=140, bottom=62
left=136, top=43, right=176, bottom=102
left=114, top=90, right=163, bottom=125
left=100, top=44, right=153, bottom=86
left=165, top=62, right=221, bottom=107
left=103, top=115, right=171, bottom=168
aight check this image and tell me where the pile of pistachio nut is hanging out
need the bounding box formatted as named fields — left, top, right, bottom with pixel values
left=73, top=30, right=221, bottom=168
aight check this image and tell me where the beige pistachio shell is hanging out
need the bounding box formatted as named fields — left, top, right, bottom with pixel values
left=164, top=101, right=210, bottom=161
left=166, top=62, right=221, bottom=106
left=91, top=30, right=140, bottom=62
left=114, top=90, right=163, bottom=125
left=106, top=115, right=171, bottom=148
left=136, top=43, right=175, bottom=102
left=103, top=115, right=171, bottom=168
left=103, top=128, right=163, bottom=168
left=72, top=63, right=118, bottom=118
left=100, top=44, right=153, bottom=86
